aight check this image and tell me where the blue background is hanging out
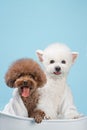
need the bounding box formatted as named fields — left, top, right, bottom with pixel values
left=0, top=0, right=87, bottom=115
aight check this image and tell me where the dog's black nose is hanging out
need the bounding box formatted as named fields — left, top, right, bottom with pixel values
left=23, top=81, right=28, bottom=86
left=55, top=66, right=61, bottom=72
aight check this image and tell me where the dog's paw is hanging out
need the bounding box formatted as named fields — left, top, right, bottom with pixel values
left=65, top=113, right=80, bottom=119
left=44, top=115, right=51, bottom=120
left=33, top=110, right=45, bottom=123
left=34, top=115, right=44, bottom=123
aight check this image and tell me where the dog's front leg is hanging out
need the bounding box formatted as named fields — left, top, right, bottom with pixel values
left=30, top=109, right=45, bottom=123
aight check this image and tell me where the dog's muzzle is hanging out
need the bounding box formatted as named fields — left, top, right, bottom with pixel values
left=53, top=66, right=61, bottom=75
left=21, top=86, right=30, bottom=98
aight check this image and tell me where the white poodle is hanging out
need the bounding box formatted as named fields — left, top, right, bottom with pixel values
left=36, top=43, right=80, bottom=120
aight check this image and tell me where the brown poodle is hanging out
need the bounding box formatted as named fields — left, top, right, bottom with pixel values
left=5, top=58, right=47, bottom=123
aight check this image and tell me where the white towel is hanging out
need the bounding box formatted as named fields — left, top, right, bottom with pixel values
left=2, top=88, right=28, bottom=117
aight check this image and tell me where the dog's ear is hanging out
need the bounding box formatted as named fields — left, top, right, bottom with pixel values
left=4, top=68, right=17, bottom=88
left=5, top=78, right=15, bottom=88
left=35, top=72, right=47, bottom=88
left=72, top=52, right=79, bottom=63
left=36, top=50, right=43, bottom=62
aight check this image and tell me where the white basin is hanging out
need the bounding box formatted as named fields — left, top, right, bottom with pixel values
left=0, top=112, right=87, bottom=130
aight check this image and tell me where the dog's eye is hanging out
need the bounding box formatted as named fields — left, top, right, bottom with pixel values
left=61, top=60, right=66, bottom=64
left=29, top=74, right=35, bottom=79
left=50, top=60, right=55, bottom=64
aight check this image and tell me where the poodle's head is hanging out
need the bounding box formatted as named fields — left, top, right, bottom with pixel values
left=5, top=58, right=46, bottom=97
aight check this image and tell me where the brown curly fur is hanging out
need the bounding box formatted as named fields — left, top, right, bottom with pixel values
left=5, top=58, right=47, bottom=123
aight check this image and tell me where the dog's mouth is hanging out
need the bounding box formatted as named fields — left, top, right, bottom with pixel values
left=21, top=86, right=30, bottom=98
left=53, top=72, right=61, bottom=75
